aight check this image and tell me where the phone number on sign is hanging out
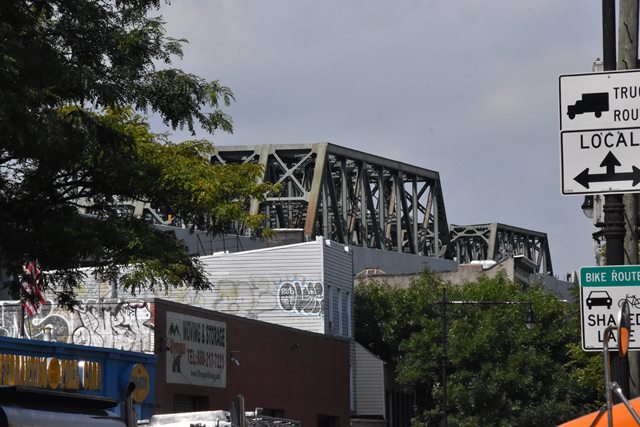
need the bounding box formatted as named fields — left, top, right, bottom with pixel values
left=186, top=349, right=225, bottom=368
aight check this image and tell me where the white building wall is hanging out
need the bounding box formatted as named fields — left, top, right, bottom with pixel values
left=200, top=239, right=325, bottom=333
left=354, top=342, right=386, bottom=417
left=322, top=240, right=354, bottom=338
left=73, top=238, right=354, bottom=336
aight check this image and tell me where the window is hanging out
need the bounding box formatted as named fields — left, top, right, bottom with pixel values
left=341, top=291, right=349, bottom=337
left=317, top=415, right=339, bottom=427
left=259, top=408, right=285, bottom=417
left=325, top=284, right=331, bottom=332
left=332, top=288, right=339, bottom=334
left=336, top=289, right=342, bottom=335
left=173, top=394, right=209, bottom=412
left=347, top=292, right=353, bottom=337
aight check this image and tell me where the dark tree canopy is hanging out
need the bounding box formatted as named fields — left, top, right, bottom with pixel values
left=0, top=1, right=273, bottom=306
left=355, top=272, right=603, bottom=426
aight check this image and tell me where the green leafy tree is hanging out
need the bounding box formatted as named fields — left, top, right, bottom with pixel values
left=355, top=271, right=603, bottom=426
left=0, top=1, right=273, bottom=306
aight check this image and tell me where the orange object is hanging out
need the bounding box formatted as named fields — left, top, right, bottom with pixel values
left=620, top=327, right=630, bottom=357
left=558, top=398, right=640, bottom=426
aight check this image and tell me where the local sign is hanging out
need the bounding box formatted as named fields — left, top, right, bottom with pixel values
left=580, top=265, right=640, bottom=351
left=559, top=70, right=640, bottom=195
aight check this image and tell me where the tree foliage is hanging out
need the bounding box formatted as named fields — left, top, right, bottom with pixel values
left=0, top=1, right=273, bottom=306
left=355, top=272, right=603, bottom=426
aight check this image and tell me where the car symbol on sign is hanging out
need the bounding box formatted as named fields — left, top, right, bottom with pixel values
left=586, top=290, right=612, bottom=310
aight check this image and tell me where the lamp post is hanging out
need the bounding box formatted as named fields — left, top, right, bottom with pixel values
left=440, top=288, right=535, bottom=427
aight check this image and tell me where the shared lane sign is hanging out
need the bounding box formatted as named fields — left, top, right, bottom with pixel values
left=580, top=265, right=640, bottom=351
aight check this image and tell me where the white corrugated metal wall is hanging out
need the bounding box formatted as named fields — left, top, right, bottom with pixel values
left=354, top=342, right=386, bottom=417
left=322, top=239, right=354, bottom=338
left=200, top=239, right=326, bottom=333
left=74, top=237, right=354, bottom=337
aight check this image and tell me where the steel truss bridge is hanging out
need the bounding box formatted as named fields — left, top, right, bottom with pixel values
left=211, top=143, right=553, bottom=274
left=448, top=223, right=553, bottom=274
left=212, top=143, right=450, bottom=258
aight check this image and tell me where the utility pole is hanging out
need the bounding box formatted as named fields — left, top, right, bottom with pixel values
left=601, top=0, right=622, bottom=268
left=621, top=1, right=639, bottom=269
left=602, top=0, right=638, bottom=399
left=441, top=288, right=448, bottom=427
left=620, top=0, right=640, bottom=397
left=602, top=0, right=626, bottom=398
left=601, top=1, right=621, bottom=263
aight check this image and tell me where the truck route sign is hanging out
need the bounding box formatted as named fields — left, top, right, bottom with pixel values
left=559, top=70, right=640, bottom=195
left=580, top=265, right=640, bottom=351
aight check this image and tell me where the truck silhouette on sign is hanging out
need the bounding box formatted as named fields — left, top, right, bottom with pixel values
left=567, top=92, right=609, bottom=119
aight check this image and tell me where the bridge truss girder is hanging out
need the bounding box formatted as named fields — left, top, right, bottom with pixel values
left=448, top=223, right=553, bottom=274
left=212, top=143, right=450, bottom=258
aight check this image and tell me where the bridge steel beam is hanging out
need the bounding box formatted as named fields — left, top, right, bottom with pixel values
left=448, top=223, right=553, bottom=275
left=212, top=143, right=450, bottom=258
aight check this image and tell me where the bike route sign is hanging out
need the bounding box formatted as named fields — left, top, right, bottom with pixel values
left=559, top=70, right=640, bottom=195
left=580, top=265, right=640, bottom=351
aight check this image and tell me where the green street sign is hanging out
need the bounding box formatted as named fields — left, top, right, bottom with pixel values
left=579, top=265, right=640, bottom=351
left=581, top=265, right=640, bottom=287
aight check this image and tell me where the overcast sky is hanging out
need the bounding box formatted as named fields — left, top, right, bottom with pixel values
left=153, top=1, right=607, bottom=277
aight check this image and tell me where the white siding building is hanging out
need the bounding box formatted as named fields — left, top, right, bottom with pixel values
left=74, top=237, right=353, bottom=339
left=354, top=343, right=386, bottom=419
left=199, top=237, right=353, bottom=337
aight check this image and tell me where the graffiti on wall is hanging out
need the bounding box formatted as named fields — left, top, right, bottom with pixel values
left=67, top=271, right=327, bottom=324
left=70, top=300, right=153, bottom=352
left=211, top=280, right=275, bottom=320
left=0, top=299, right=154, bottom=353
left=206, top=278, right=326, bottom=319
left=277, top=280, right=324, bottom=316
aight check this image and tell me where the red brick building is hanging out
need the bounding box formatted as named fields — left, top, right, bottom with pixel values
left=153, top=299, right=350, bottom=427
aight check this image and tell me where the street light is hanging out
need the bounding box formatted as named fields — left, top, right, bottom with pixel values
left=525, top=304, right=535, bottom=330
left=440, top=288, right=535, bottom=427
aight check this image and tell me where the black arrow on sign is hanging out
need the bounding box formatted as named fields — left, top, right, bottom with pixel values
left=574, top=151, right=640, bottom=189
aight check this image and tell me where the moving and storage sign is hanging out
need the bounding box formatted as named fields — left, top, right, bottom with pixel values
left=166, top=311, right=226, bottom=388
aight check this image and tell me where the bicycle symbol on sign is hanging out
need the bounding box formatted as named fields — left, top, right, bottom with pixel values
left=618, top=294, right=640, bottom=309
